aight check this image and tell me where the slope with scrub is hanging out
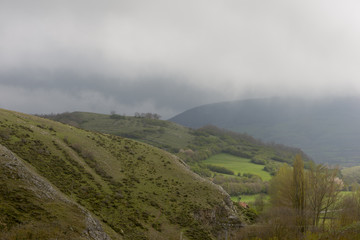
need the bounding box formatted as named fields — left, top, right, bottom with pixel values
left=42, top=112, right=312, bottom=170
left=0, top=108, right=241, bottom=239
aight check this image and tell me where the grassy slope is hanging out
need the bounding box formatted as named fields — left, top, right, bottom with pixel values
left=42, top=112, right=314, bottom=207
left=0, top=145, right=101, bottom=240
left=44, top=112, right=192, bottom=152
left=203, top=153, right=272, bottom=181
left=0, top=109, right=240, bottom=240
left=43, top=112, right=311, bottom=167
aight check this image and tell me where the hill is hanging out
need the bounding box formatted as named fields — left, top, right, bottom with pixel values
left=0, top=144, right=111, bottom=240
left=42, top=111, right=192, bottom=153
left=0, top=108, right=241, bottom=239
left=40, top=111, right=313, bottom=201
left=41, top=112, right=312, bottom=171
left=170, top=97, right=360, bottom=166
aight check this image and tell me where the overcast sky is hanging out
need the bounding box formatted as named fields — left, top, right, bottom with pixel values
left=1, top=0, right=360, bottom=119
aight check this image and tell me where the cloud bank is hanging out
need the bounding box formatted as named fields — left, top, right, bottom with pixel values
left=1, top=0, right=360, bottom=118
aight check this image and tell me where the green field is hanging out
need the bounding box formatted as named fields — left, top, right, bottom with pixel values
left=231, top=194, right=270, bottom=203
left=203, top=153, right=272, bottom=181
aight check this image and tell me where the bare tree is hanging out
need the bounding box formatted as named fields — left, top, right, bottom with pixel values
left=306, top=164, right=341, bottom=227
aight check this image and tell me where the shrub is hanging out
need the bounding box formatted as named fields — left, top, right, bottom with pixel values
left=206, top=164, right=234, bottom=175
left=191, top=165, right=212, bottom=177
left=251, top=157, right=266, bottom=165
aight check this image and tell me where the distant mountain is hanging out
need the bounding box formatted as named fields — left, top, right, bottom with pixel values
left=169, top=97, right=360, bottom=166
left=0, top=108, right=241, bottom=239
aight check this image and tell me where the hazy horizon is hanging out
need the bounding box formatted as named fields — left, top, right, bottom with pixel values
left=2, top=1, right=360, bottom=118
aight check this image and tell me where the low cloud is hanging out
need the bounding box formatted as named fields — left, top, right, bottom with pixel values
left=1, top=0, right=360, bottom=118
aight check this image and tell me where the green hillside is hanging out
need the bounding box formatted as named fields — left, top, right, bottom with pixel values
left=42, top=112, right=311, bottom=169
left=0, top=109, right=241, bottom=239
left=0, top=144, right=111, bottom=240
left=41, top=111, right=314, bottom=204
left=42, top=112, right=192, bottom=152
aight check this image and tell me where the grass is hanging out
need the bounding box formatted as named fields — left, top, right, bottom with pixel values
left=0, top=108, right=241, bottom=239
left=231, top=194, right=270, bottom=203
left=0, top=146, right=89, bottom=239
left=202, top=153, right=272, bottom=181
left=41, top=112, right=311, bottom=169
left=42, top=111, right=193, bottom=152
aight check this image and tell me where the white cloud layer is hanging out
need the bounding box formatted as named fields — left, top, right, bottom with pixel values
left=1, top=0, right=360, bottom=118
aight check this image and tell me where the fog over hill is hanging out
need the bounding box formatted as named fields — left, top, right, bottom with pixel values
left=2, top=1, right=360, bottom=118
left=170, top=97, right=360, bottom=166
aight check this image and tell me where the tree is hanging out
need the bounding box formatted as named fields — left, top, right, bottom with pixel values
left=268, top=157, right=307, bottom=237
left=338, top=187, right=360, bottom=226
left=269, top=164, right=294, bottom=208
left=307, top=164, right=341, bottom=227
left=133, top=112, right=161, bottom=119
left=269, top=155, right=342, bottom=232
left=292, top=154, right=307, bottom=231
left=293, top=154, right=306, bottom=211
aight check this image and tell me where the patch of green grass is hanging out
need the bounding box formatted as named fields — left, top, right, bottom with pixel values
left=231, top=194, right=270, bottom=203
left=203, top=153, right=272, bottom=181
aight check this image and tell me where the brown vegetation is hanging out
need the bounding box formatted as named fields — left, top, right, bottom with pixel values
left=234, top=155, right=360, bottom=239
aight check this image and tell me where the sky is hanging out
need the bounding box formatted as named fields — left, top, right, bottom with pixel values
left=1, top=0, right=360, bottom=119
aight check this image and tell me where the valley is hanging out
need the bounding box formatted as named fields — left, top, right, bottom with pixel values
left=3, top=108, right=360, bottom=239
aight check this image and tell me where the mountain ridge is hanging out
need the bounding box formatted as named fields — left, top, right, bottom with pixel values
left=170, top=97, right=360, bottom=165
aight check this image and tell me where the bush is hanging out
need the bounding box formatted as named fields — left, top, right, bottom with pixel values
left=110, top=113, right=125, bottom=120
left=251, top=157, right=266, bottom=165
left=206, top=164, right=234, bottom=175
left=190, top=165, right=212, bottom=177
left=263, top=161, right=280, bottom=176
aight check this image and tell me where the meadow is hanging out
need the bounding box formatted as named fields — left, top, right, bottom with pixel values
left=202, top=153, right=272, bottom=181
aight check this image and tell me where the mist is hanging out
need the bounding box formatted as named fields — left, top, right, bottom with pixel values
left=1, top=0, right=360, bottom=118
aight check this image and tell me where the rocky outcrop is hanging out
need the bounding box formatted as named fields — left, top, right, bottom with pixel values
left=0, top=144, right=111, bottom=240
